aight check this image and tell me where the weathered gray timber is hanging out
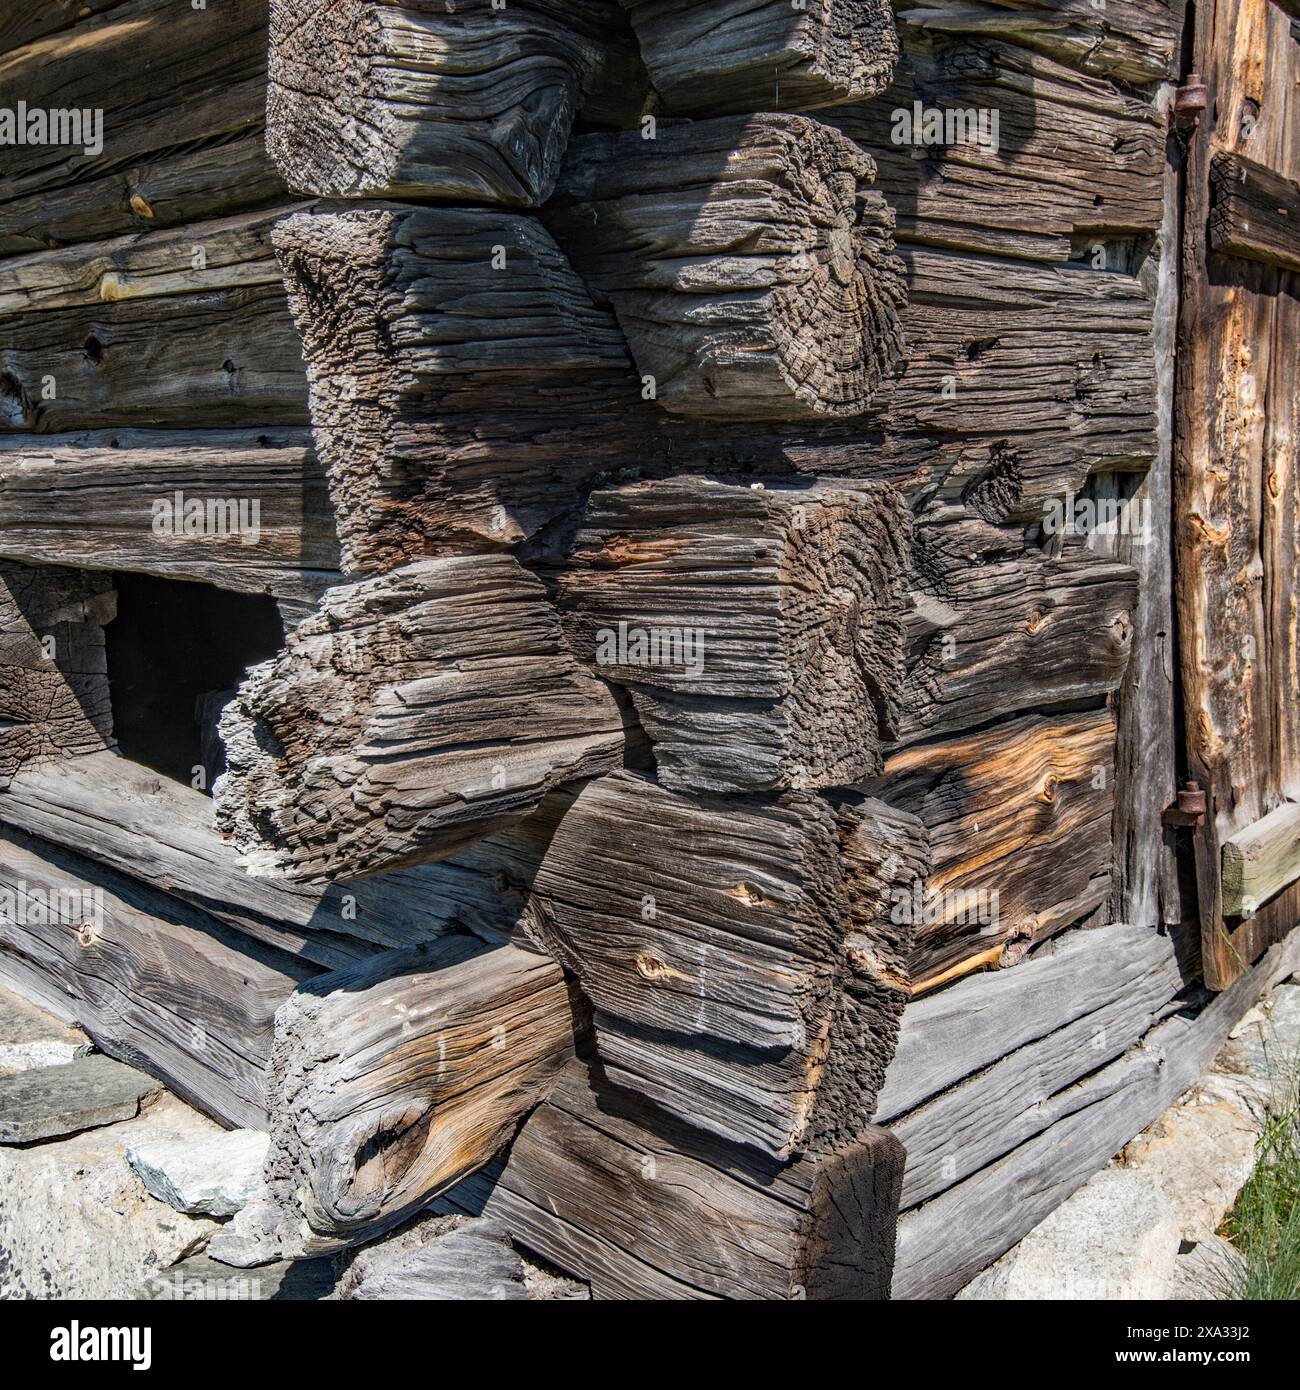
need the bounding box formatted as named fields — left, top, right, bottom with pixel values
left=0, top=0, right=273, bottom=219
left=438, top=1058, right=906, bottom=1300
left=215, top=556, right=627, bottom=881
left=0, top=562, right=114, bottom=789
left=0, top=752, right=576, bottom=966
left=267, top=0, right=631, bottom=206
left=0, top=1055, right=160, bottom=1144
left=549, top=115, right=906, bottom=419
left=558, top=478, right=909, bottom=793
left=524, top=770, right=928, bottom=1158
left=891, top=924, right=1300, bottom=1300
left=0, top=430, right=338, bottom=605
left=1210, top=152, right=1300, bottom=274
left=896, top=511, right=1137, bottom=745
left=272, top=203, right=632, bottom=572
left=864, top=710, right=1117, bottom=985
left=0, top=825, right=315, bottom=1129
left=236, top=940, right=575, bottom=1257
left=340, top=1219, right=529, bottom=1301
left=618, top=0, right=899, bottom=114
left=1221, top=803, right=1300, bottom=919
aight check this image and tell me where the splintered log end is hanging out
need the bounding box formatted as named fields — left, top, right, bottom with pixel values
left=214, top=556, right=627, bottom=882
left=619, top=0, right=899, bottom=115
left=272, top=205, right=630, bottom=573
left=267, top=0, right=617, bottom=204
left=259, top=940, right=576, bottom=1254
left=559, top=477, right=911, bottom=794
left=523, top=770, right=928, bottom=1159
left=550, top=115, right=907, bottom=420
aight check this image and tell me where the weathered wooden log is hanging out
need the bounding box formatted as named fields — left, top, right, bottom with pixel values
left=266, top=0, right=631, bottom=206
left=0, top=0, right=273, bottom=214
left=1221, top=803, right=1300, bottom=920
left=232, top=940, right=576, bottom=1256
left=0, top=824, right=316, bottom=1129
left=548, top=115, right=907, bottom=420
left=0, top=562, right=114, bottom=789
left=618, top=0, right=899, bottom=115
left=558, top=478, right=909, bottom=793
left=1, top=751, right=576, bottom=968
left=438, top=1057, right=906, bottom=1300
left=215, top=556, right=627, bottom=882
left=272, top=204, right=632, bottom=573
left=864, top=710, right=1118, bottom=988
left=0, top=429, right=338, bottom=606
left=1210, top=152, right=1300, bottom=275
left=896, top=511, right=1137, bottom=745
left=524, top=770, right=929, bottom=1158
left=877, top=922, right=1194, bottom=1208
left=891, top=925, right=1300, bottom=1300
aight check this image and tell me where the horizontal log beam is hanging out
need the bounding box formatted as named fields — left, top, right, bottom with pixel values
left=618, top=0, right=899, bottom=114
left=524, top=770, right=928, bottom=1158
left=549, top=115, right=907, bottom=420
left=1210, top=152, right=1300, bottom=275
left=1221, top=802, right=1300, bottom=919
left=267, top=0, right=630, bottom=205
left=229, top=940, right=576, bottom=1256
left=215, top=556, right=628, bottom=881
left=0, top=824, right=316, bottom=1129
left=439, top=1058, right=906, bottom=1300
left=559, top=478, right=909, bottom=793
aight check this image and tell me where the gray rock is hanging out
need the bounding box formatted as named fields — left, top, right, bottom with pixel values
left=0, top=1055, right=160, bottom=1144
left=1170, top=1235, right=1245, bottom=1300
left=956, top=1168, right=1181, bottom=1301
left=0, top=987, right=89, bottom=1074
left=0, top=1094, right=223, bottom=1298
left=340, top=1216, right=529, bottom=1301
left=127, top=1128, right=269, bottom=1218
left=136, top=1253, right=337, bottom=1301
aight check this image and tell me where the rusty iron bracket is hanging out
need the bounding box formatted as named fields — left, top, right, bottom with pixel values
left=1162, top=780, right=1208, bottom=830
left=1170, top=75, right=1208, bottom=131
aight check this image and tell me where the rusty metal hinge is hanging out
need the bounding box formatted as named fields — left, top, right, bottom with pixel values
left=1171, top=74, right=1208, bottom=131
left=1162, top=780, right=1208, bottom=830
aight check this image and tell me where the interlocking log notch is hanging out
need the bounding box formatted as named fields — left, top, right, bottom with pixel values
left=558, top=477, right=910, bottom=793
left=548, top=114, right=907, bottom=419
left=617, top=0, right=899, bottom=115
left=524, top=769, right=929, bottom=1158
left=272, top=204, right=633, bottom=573
left=214, top=556, right=627, bottom=881
left=266, top=0, right=634, bottom=206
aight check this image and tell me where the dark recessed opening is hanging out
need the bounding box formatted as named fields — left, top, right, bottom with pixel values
left=105, top=571, right=284, bottom=793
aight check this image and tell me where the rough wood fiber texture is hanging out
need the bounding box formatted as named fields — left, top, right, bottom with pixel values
left=438, top=1058, right=906, bottom=1300
left=1210, top=151, right=1300, bottom=274
left=0, top=430, right=338, bottom=604
left=549, top=115, right=907, bottom=420
left=892, top=924, right=1300, bottom=1299
left=239, top=940, right=576, bottom=1256
left=0, top=0, right=133, bottom=53
left=826, top=31, right=1168, bottom=265
left=558, top=478, right=909, bottom=793
left=1173, top=0, right=1300, bottom=987
left=0, top=0, right=280, bottom=245
left=523, top=770, right=929, bottom=1158
left=896, top=0, right=1181, bottom=85
left=267, top=0, right=630, bottom=206
left=272, top=204, right=633, bottom=572
left=618, top=0, right=898, bottom=114
left=0, top=562, right=114, bottom=789
left=896, top=511, right=1136, bottom=745
left=864, top=711, right=1118, bottom=986
left=1, top=752, right=574, bottom=968
left=1221, top=803, right=1300, bottom=918
left=0, top=825, right=316, bottom=1129
left=215, top=556, right=627, bottom=882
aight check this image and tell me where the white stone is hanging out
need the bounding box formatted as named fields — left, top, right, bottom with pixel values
left=0, top=1094, right=223, bottom=1299
left=1169, top=1235, right=1245, bottom=1300
left=955, top=1167, right=1181, bottom=1301
left=0, top=986, right=89, bottom=1074
left=127, top=1128, right=269, bottom=1218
